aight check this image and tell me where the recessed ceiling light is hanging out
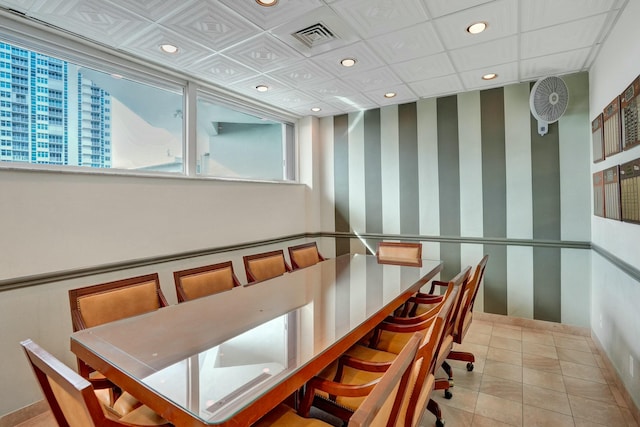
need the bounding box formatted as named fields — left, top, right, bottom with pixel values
left=467, top=22, right=487, bottom=34
left=482, top=73, right=498, bottom=80
left=160, top=44, right=178, bottom=54
left=340, top=58, right=357, bottom=67
left=384, top=92, right=397, bottom=98
left=256, top=0, right=278, bottom=6
left=255, top=84, right=269, bottom=92
left=311, top=107, right=322, bottom=112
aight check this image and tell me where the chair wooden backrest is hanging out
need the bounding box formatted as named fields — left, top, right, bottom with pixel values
left=396, top=271, right=466, bottom=427
left=243, top=250, right=291, bottom=283
left=376, top=242, right=422, bottom=266
left=288, top=242, right=326, bottom=270
left=21, top=339, right=120, bottom=427
left=173, top=261, right=240, bottom=303
left=348, top=333, right=421, bottom=427
left=69, top=273, right=168, bottom=332
left=453, top=255, right=489, bottom=344
left=68, top=274, right=168, bottom=383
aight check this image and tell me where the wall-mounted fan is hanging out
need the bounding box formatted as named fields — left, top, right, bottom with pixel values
left=529, top=76, right=569, bottom=136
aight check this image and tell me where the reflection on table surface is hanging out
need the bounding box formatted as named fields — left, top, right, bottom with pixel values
left=71, top=253, right=442, bottom=425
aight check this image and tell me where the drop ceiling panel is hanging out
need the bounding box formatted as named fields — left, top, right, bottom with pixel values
left=449, top=36, right=518, bottom=72
left=424, top=0, right=495, bottom=18
left=222, top=33, right=304, bottom=73
left=189, top=54, right=259, bottom=85
left=105, top=0, right=194, bottom=22
left=433, top=0, right=518, bottom=50
left=121, top=25, right=216, bottom=68
left=310, top=41, right=386, bottom=76
left=520, top=48, right=590, bottom=81
left=24, top=0, right=152, bottom=46
left=330, top=0, right=429, bottom=38
left=288, top=101, right=345, bottom=117
left=265, top=61, right=335, bottom=88
left=367, top=22, right=444, bottom=63
left=363, top=83, right=418, bottom=107
left=409, top=74, right=464, bottom=98
left=391, top=52, right=456, bottom=83
left=521, top=14, right=607, bottom=59
left=459, top=61, right=518, bottom=90
left=340, top=66, right=402, bottom=91
left=217, top=0, right=323, bottom=31
left=521, top=0, right=616, bottom=32
left=160, top=1, right=260, bottom=52
left=0, top=0, right=627, bottom=116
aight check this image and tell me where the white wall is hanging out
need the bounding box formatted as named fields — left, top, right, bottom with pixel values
left=0, top=168, right=306, bottom=417
left=589, top=0, right=640, bottom=408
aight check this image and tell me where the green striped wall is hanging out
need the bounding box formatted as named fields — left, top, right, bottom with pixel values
left=322, top=73, right=591, bottom=325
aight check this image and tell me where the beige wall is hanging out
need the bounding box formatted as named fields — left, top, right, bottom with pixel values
left=0, top=169, right=306, bottom=416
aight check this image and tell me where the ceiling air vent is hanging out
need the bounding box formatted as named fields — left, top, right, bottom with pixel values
left=292, top=22, right=338, bottom=48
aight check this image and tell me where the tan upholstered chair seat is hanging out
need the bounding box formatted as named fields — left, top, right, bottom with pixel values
left=253, top=404, right=330, bottom=427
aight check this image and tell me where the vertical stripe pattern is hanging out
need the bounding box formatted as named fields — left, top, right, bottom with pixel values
left=327, top=73, right=591, bottom=325
left=398, top=103, right=420, bottom=235
left=531, top=88, right=562, bottom=322
left=437, top=96, right=461, bottom=281
left=481, top=87, right=508, bottom=315
left=334, top=114, right=350, bottom=256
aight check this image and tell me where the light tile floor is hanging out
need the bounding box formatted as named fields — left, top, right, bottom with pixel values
left=422, top=319, right=639, bottom=427
left=13, top=318, right=640, bottom=427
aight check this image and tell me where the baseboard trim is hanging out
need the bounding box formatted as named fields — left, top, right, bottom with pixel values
left=0, top=400, right=48, bottom=427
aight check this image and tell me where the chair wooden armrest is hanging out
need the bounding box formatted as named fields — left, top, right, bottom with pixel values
left=418, top=279, right=448, bottom=296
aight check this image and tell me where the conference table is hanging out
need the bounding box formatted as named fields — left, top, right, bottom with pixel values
left=70, top=253, right=443, bottom=426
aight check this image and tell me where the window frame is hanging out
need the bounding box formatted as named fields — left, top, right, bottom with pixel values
left=0, top=10, right=299, bottom=183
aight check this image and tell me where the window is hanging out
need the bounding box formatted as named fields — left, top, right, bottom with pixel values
left=196, top=94, right=294, bottom=181
left=0, top=32, right=296, bottom=181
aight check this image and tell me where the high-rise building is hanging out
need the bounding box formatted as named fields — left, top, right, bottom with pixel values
left=77, top=74, right=111, bottom=168
left=0, top=42, right=111, bottom=168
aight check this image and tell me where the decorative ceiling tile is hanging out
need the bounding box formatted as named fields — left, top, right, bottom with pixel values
left=120, top=25, right=216, bottom=68
left=104, top=0, right=194, bottom=22
left=330, top=0, right=429, bottom=38
left=391, top=52, right=456, bottom=83
left=328, top=92, right=378, bottom=112
left=222, top=33, right=304, bottom=73
left=217, top=0, right=323, bottom=30
left=265, top=61, right=335, bottom=89
left=228, top=74, right=290, bottom=98
left=23, top=0, right=153, bottom=46
left=189, top=54, right=259, bottom=85
left=368, top=22, right=444, bottom=63
left=257, top=89, right=322, bottom=108
left=159, top=1, right=260, bottom=51
left=301, top=79, right=359, bottom=100
left=288, top=101, right=346, bottom=117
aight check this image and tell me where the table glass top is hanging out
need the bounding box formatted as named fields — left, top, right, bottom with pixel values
left=71, top=254, right=441, bottom=423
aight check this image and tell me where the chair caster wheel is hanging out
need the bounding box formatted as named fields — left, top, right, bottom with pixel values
left=444, top=390, right=453, bottom=399
left=466, top=362, right=474, bottom=372
left=435, top=419, right=445, bottom=427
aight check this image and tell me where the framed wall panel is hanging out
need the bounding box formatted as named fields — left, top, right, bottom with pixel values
left=620, top=158, right=640, bottom=223
left=603, top=96, right=622, bottom=157
left=604, top=165, right=621, bottom=220
left=621, top=75, right=640, bottom=151
left=593, top=171, right=605, bottom=218
left=592, top=114, right=605, bottom=163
